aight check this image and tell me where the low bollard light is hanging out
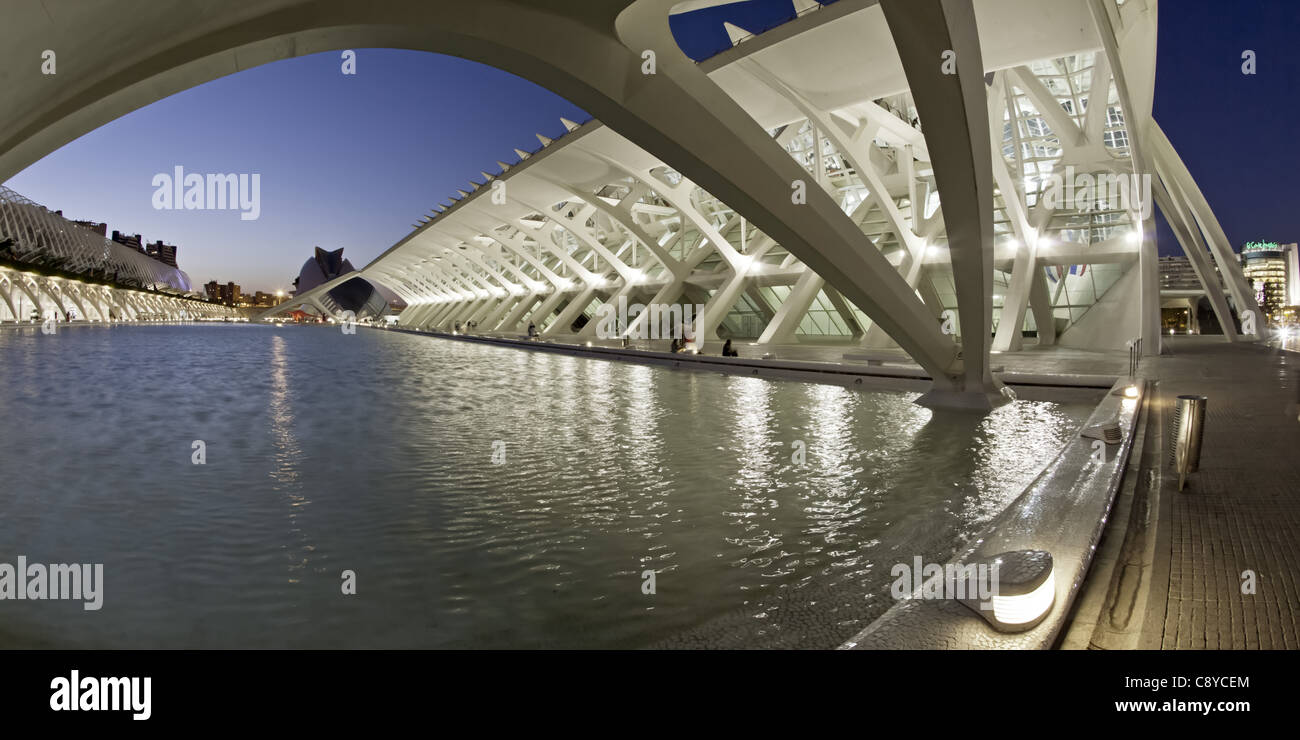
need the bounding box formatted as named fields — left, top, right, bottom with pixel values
left=959, top=550, right=1056, bottom=632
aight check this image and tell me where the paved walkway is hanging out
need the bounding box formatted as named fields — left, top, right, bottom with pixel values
left=1071, top=337, right=1300, bottom=649
left=1150, top=338, right=1300, bottom=649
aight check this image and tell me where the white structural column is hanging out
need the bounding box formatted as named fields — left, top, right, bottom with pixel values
left=1029, top=270, right=1056, bottom=346
left=695, top=269, right=751, bottom=343
left=1148, top=122, right=1260, bottom=336
left=614, top=1, right=960, bottom=388
left=1087, top=0, right=1162, bottom=355
left=1150, top=173, right=1240, bottom=341
left=478, top=293, right=525, bottom=330
left=495, top=293, right=544, bottom=333
left=880, top=0, right=1001, bottom=406
left=757, top=268, right=823, bottom=345
left=422, top=302, right=456, bottom=327
left=41, top=281, right=71, bottom=319
left=988, top=72, right=1041, bottom=353
left=443, top=298, right=487, bottom=327
left=577, top=282, right=637, bottom=339
left=521, top=288, right=574, bottom=332
left=424, top=301, right=464, bottom=329
left=0, top=281, right=18, bottom=320
left=399, top=302, right=439, bottom=328
left=696, top=246, right=779, bottom=343
left=622, top=244, right=715, bottom=340
left=542, top=286, right=597, bottom=337
left=60, top=285, right=93, bottom=320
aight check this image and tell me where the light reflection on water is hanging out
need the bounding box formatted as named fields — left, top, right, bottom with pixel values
left=269, top=334, right=311, bottom=584
left=0, top=325, right=1099, bottom=648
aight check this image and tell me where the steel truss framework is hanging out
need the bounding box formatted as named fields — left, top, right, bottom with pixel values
left=0, top=0, right=1256, bottom=404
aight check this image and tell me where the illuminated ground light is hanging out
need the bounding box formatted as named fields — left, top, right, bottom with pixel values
left=960, top=550, right=1056, bottom=632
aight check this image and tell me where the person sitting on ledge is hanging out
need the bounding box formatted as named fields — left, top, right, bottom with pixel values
left=527, top=322, right=538, bottom=339
left=670, top=337, right=683, bottom=353
left=722, top=339, right=738, bottom=357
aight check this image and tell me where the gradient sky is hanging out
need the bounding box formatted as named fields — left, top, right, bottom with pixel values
left=3, top=0, right=1295, bottom=292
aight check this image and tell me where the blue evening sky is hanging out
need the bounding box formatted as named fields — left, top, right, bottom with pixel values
left=3, top=0, right=1293, bottom=291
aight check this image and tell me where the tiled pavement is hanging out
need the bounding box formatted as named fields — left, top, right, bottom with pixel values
left=1147, top=339, right=1300, bottom=649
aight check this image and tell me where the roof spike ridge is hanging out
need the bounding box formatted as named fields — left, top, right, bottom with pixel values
left=723, top=22, right=749, bottom=45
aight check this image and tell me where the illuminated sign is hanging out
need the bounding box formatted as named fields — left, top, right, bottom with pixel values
left=1243, top=241, right=1281, bottom=252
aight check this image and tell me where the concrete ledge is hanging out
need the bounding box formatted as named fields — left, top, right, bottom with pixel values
left=386, top=327, right=1119, bottom=391
left=1058, top=382, right=1158, bottom=650
left=838, top=377, right=1146, bottom=649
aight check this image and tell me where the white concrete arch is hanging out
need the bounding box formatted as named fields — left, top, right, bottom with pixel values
left=2, top=0, right=966, bottom=397
left=8, top=0, right=1261, bottom=402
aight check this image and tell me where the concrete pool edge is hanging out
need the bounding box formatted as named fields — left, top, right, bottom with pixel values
left=838, top=377, right=1146, bottom=650
left=378, top=326, right=1120, bottom=392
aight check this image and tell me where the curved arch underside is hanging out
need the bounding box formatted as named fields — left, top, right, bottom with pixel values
left=1, top=0, right=1259, bottom=406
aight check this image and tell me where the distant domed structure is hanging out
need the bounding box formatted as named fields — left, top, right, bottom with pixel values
left=293, top=246, right=387, bottom=319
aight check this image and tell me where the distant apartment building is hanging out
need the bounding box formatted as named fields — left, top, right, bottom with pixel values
left=146, top=239, right=178, bottom=268
left=1158, top=256, right=1209, bottom=291
left=1159, top=256, right=1230, bottom=335
left=70, top=219, right=107, bottom=237
left=50, top=210, right=106, bottom=237
left=221, top=282, right=241, bottom=307
left=204, top=280, right=241, bottom=306
left=110, top=230, right=145, bottom=254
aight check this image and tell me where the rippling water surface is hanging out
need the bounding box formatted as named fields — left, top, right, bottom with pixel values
left=0, top=324, right=1099, bottom=648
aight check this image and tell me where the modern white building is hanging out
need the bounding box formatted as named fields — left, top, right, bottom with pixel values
left=0, top=186, right=240, bottom=322
left=0, top=0, right=1260, bottom=405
